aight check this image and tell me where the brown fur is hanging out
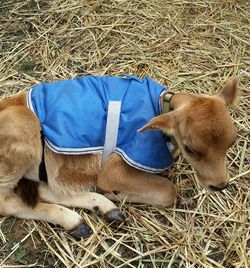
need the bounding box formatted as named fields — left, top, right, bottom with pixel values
left=0, top=78, right=238, bottom=235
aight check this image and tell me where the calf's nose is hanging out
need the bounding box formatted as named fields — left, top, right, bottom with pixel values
left=209, top=182, right=229, bottom=191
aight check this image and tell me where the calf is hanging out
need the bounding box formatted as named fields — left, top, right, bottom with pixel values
left=0, top=77, right=238, bottom=238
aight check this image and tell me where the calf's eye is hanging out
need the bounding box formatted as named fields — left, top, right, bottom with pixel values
left=184, top=145, right=202, bottom=158
left=185, top=145, right=194, bottom=154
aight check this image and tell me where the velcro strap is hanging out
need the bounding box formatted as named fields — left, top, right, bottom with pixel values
left=102, top=101, right=122, bottom=163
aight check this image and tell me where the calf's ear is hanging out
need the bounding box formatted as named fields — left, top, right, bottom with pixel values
left=218, top=78, right=239, bottom=106
left=138, top=112, right=175, bottom=135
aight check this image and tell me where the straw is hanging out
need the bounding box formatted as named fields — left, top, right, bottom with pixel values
left=0, top=1, right=249, bottom=267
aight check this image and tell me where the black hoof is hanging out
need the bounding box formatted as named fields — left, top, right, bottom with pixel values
left=70, top=222, right=92, bottom=238
left=105, top=209, right=125, bottom=223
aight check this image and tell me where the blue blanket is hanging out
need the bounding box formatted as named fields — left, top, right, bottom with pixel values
left=27, top=74, right=174, bottom=173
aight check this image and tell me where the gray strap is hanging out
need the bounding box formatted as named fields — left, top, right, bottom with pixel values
left=102, top=101, right=122, bottom=163
left=161, top=91, right=175, bottom=113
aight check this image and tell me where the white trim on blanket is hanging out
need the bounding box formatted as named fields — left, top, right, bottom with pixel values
left=45, top=138, right=104, bottom=155
left=115, top=148, right=172, bottom=173
left=159, top=89, right=167, bottom=114
left=26, top=88, right=34, bottom=112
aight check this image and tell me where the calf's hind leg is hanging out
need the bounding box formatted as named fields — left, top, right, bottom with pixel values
left=0, top=106, right=91, bottom=237
left=0, top=191, right=91, bottom=238
left=97, top=154, right=177, bottom=207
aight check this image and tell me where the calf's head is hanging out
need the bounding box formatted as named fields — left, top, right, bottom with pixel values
left=140, top=79, right=238, bottom=190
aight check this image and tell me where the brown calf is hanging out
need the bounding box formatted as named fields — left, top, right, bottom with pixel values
left=0, top=78, right=238, bottom=238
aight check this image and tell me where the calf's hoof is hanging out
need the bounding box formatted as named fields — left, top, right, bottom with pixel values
left=105, top=209, right=125, bottom=223
left=70, top=222, right=92, bottom=238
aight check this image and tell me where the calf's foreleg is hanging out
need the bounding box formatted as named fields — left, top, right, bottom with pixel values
left=38, top=183, right=124, bottom=222
left=98, top=154, right=177, bottom=207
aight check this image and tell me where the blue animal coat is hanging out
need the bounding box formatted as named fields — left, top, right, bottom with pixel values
left=26, top=75, right=174, bottom=173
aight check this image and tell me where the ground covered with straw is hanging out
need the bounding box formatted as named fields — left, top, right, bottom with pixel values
left=0, top=0, right=249, bottom=267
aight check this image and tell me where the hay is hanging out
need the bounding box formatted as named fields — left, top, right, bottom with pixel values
left=0, top=0, right=249, bottom=267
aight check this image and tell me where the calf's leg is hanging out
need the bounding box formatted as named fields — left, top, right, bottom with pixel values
left=0, top=191, right=91, bottom=238
left=0, top=106, right=91, bottom=237
left=97, top=154, right=177, bottom=207
left=38, top=183, right=124, bottom=222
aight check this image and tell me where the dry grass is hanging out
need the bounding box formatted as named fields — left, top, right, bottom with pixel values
left=0, top=0, right=249, bottom=267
